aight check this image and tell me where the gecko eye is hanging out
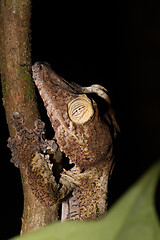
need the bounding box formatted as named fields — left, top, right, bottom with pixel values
left=68, top=96, right=94, bottom=124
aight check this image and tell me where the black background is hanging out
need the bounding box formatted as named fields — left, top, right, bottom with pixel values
left=1, top=1, right=160, bottom=239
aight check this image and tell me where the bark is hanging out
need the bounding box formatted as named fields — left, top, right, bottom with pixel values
left=0, top=0, right=59, bottom=235
left=0, top=0, right=38, bottom=136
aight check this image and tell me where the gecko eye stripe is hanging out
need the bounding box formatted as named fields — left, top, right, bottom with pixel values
left=68, top=96, right=94, bottom=124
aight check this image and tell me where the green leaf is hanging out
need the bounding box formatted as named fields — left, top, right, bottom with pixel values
left=104, top=160, right=160, bottom=240
left=11, top=160, right=160, bottom=240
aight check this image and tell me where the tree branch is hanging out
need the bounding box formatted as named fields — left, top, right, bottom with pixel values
left=0, top=0, right=59, bottom=235
left=0, top=0, right=38, bottom=136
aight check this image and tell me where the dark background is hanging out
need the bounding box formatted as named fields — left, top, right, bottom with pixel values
left=1, top=1, right=160, bottom=239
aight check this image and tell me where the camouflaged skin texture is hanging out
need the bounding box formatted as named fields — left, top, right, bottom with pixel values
left=32, top=62, right=120, bottom=221
left=8, top=112, right=59, bottom=206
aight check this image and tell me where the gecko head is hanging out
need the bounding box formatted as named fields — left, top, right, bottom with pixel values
left=32, top=62, right=120, bottom=171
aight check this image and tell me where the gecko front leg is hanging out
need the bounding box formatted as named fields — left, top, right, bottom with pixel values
left=60, top=165, right=109, bottom=221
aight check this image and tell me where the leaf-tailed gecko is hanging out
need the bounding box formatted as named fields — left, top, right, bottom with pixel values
left=31, top=62, right=120, bottom=221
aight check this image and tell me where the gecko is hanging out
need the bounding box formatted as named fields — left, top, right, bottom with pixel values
left=31, top=62, right=120, bottom=221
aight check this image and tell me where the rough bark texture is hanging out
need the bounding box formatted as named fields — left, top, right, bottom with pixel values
left=0, top=0, right=38, bottom=136
left=0, top=0, right=59, bottom=235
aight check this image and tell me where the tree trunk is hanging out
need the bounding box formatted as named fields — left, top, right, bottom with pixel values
left=0, top=0, right=59, bottom=235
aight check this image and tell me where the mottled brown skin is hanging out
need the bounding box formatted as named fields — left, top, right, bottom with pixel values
left=32, top=62, right=120, bottom=221
left=8, top=112, right=59, bottom=207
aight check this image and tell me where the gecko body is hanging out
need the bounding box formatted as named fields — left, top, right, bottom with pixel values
left=31, top=62, right=119, bottom=220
